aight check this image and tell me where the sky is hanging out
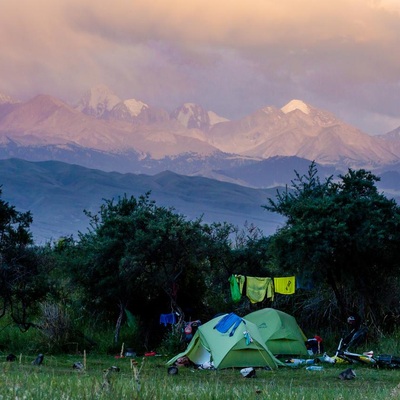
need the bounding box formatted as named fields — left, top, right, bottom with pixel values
left=1, top=0, right=400, bottom=135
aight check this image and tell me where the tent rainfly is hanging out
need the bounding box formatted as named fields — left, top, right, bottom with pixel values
left=245, top=308, right=308, bottom=357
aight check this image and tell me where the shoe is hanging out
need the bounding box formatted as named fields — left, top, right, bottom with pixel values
left=323, top=353, right=336, bottom=364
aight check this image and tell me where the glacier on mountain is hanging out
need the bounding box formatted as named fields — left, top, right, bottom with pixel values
left=281, top=99, right=311, bottom=115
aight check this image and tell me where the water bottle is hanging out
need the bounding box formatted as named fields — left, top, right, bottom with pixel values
left=306, top=366, right=324, bottom=371
left=289, top=359, right=305, bottom=366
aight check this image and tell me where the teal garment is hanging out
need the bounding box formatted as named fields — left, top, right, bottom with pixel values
left=244, top=330, right=253, bottom=345
left=228, top=275, right=241, bottom=303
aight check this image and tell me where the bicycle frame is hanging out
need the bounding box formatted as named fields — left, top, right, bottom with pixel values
left=334, top=335, right=376, bottom=365
left=335, top=349, right=376, bottom=365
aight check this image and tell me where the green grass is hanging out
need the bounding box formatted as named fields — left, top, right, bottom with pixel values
left=1, top=353, right=400, bottom=399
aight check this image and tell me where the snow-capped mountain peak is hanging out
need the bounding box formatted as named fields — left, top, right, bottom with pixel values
left=76, top=84, right=121, bottom=117
left=208, top=111, right=229, bottom=125
left=171, top=103, right=210, bottom=129
left=171, top=103, right=228, bottom=129
left=281, top=99, right=311, bottom=115
left=1, top=88, right=400, bottom=172
left=123, top=99, right=149, bottom=117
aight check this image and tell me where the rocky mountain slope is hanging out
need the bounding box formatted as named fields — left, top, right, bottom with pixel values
left=0, top=85, right=399, bottom=187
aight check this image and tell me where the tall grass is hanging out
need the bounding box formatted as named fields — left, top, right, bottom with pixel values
left=2, top=320, right=400, bottom=399
left=370, top=330, right=400, bottom=357
left=1, top=354, right=400, bottom=399
left=0, top=317, right=43, bottom=354
left=0, top=312, right=143, bottom=356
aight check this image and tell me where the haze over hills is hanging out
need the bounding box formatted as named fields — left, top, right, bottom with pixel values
left=0, top=158, right=286, bottom=243
left=1, top=86, right=400, bottom=242
left=1, top=157, right=398, bottom=244
left=0, top=85, right=400, bottom=189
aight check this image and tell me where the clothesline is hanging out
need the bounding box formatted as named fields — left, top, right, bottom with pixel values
left=229, top=275, right=296, bottom=304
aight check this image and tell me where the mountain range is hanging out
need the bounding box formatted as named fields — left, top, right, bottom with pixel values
left=1, top=156, right=398, bottom=244
left=0, top=158, right=287, bottom=243
left=0, top=85, right=400, bottom=242
left=1, top=85, right=400, bottom=187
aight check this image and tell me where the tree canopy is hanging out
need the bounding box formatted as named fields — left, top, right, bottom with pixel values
left=61, top=192, right=240, bottom=345
left=3, top=163, right=400, bottom=351
left=0, top=187, right=51, bottom=330
left=264, top=163, right=400, bottom=328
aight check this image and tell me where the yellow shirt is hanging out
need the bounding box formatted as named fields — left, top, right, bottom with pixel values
left=274, top=276, right=296, bottom=294
left=246, top=276, right=274, bottom=303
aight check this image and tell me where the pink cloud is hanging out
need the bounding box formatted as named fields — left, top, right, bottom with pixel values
left=0, top=0, right=399, bottom=134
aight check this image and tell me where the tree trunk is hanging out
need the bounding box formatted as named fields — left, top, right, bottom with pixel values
left=326, top=268, right=346, bottom=319
left=114, top=303, right=124, bottom=344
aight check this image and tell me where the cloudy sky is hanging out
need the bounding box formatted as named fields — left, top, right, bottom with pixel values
left=1, top=0, right=400, bottom=134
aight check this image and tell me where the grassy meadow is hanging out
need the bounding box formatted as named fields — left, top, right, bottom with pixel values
left=1, top=353, right=400, bottom=400
left=2, top=324, right=400, bottom=399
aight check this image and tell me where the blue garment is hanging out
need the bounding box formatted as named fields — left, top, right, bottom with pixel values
left=160, top=313, right=176, bottom=326
left=214, top=313, right=244, bottom=336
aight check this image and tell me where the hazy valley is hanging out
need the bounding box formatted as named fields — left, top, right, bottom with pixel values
left=0, top=85, right=400, bottom=242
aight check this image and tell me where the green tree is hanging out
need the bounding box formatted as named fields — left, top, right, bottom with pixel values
left=65, top=193, right=228, bottom=346
left=0, top=186, right=51, bottom=329
left=194, top=221, right=276, bottom=315
left=264, top=163, right=400, bottom=329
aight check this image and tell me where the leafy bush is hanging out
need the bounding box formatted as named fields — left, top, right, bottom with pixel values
left=0, top=315, right=42, bottom=354
left=37, top=302, right=74, bottom=351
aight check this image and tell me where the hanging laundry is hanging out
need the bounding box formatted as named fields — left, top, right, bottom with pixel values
left=236, top=275, right=246, bottom=294
left=274, top=276, right=296, bottom=294
left=228, top=275, right=242, bottom=303
left=159, top=313, right=176, bottom=326
left=243, top=330, right=253, bottom=345
left=214, top=313, right=244, bottom=336
left=246, top=276, right=274, bottom=303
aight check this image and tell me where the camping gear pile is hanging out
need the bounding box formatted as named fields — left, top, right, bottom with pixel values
left=167, top=307, right=400, bottom=374
left=305, top=335, right=324, bottom=355
left=330, top=326, right=400, bottom=368
left=167, top=308, right=308, bottom=370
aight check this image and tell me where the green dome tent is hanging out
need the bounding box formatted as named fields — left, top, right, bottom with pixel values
left=245, top=308, right=308, bottom=357
left=167, top=313, right=283, bottom=370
